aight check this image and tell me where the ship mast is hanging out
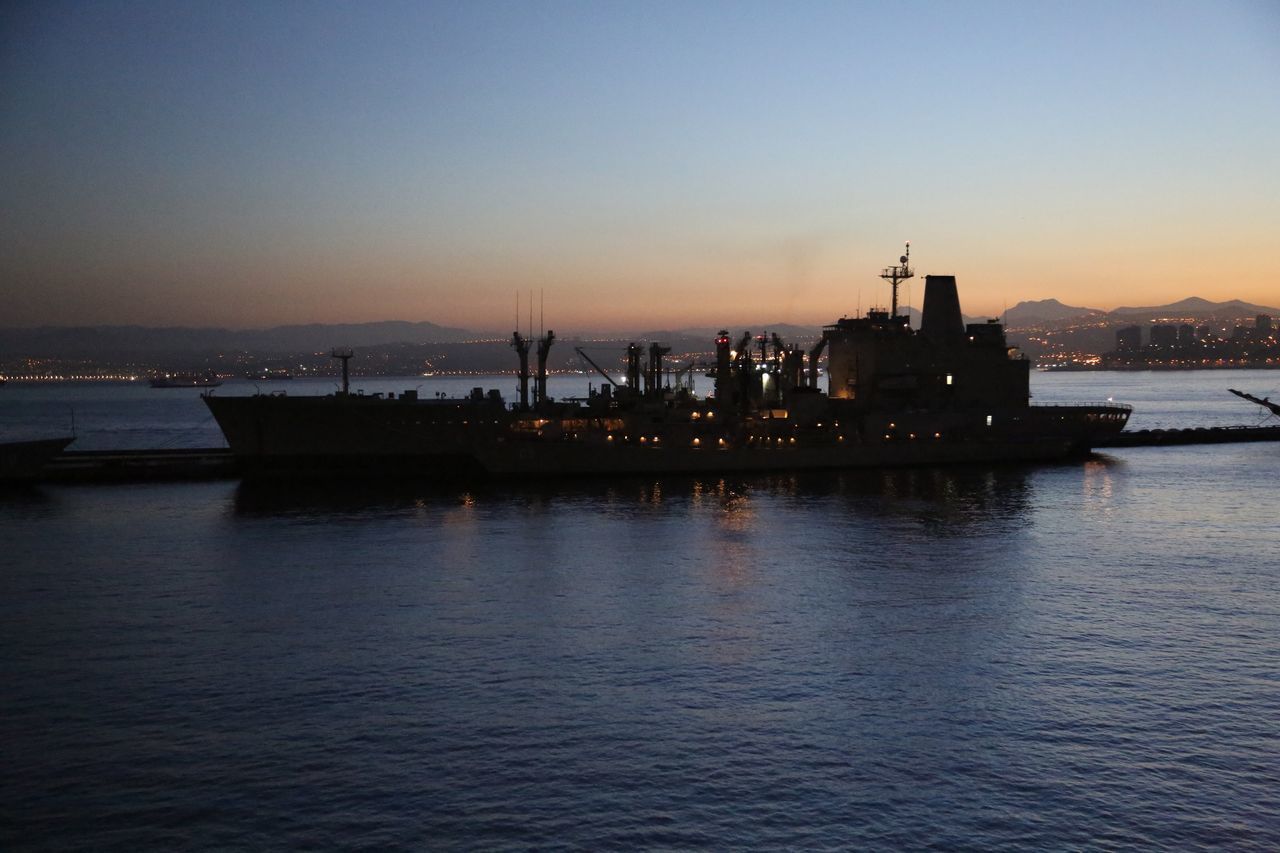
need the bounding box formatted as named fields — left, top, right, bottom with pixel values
left=880, top=241, right=913, bottom=320
left=331, top=347, right=353, bottom=395
left=511, top=332, right=531, bottom=412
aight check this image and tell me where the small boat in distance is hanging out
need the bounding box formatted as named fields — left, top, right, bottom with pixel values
left=149, top=374, right=222, bottom=388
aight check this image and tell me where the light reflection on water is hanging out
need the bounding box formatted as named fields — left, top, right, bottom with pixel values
left=2, top=444, right=1278, bottom=848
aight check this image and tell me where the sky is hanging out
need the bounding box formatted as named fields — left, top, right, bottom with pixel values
left=2, top=0, right=1278, bottom=333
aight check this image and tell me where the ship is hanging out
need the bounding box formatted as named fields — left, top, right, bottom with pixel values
left=204, top=249, right=1131, bottom=479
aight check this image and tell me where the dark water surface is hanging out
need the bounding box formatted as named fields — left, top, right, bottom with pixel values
left=3, top=372, right=1279, bottom=849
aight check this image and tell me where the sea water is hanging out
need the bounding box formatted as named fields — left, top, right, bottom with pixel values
left=2, top=370, right=1278, bottom=849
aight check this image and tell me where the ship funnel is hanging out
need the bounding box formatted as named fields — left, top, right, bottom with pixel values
left=920, top=275, right=965, bottom=344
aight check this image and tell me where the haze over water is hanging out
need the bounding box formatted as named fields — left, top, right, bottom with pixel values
left=3, top=371, right=1279, bottom=848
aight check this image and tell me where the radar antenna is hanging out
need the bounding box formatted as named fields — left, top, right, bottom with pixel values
left=879, top=241, right=914, bottom=320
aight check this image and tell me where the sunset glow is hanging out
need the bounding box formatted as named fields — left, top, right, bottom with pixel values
left=2, top=1, right=1277, bottom=332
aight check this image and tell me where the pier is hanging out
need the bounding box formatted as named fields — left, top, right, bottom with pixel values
left=41, top=448, right=237, bottom=483
left=1092, top=425, right=1280, bottom=448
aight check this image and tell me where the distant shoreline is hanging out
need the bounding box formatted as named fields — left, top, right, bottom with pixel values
left=5, top=364, right=1280, bottom=384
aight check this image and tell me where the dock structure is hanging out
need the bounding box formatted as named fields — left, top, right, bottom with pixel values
left=39, top=448, right=238, bottom=483
left=1092, top=425, right=1280, bottom=448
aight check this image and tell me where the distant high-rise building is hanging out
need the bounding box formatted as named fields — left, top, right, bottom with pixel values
left=1150, top=324, right=1178, bottom=348
left=1196, top=324, right=1213, bottom=341
left=1177, top=324, right=1196, bottom=348
left=1116, top=325, right=1142, bottom=352
left=1258, top=315, right=1273, bottom=335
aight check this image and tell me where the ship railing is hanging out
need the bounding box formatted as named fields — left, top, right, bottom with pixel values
left=1031, top=401, right=1132, bottom=411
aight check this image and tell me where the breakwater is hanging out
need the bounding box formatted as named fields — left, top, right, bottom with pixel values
left=1093, top=425, right=1280, bottom=447
left=43, top=448, right=237, bottom=483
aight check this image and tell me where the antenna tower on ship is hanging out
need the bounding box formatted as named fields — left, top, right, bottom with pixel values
left=880, top=241, right=913, bottom=320
left=331, top=347, right=353, bottom=395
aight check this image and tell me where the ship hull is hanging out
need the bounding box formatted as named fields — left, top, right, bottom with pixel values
left=476, top=402, right=1125, bottom=477
left=0, top=437, right=75, bottom=482
left=205, top=393, right=1126, bottom=480
left=204, top=393, right=502, bottom=479
left=473, top=435, right=1080, bottom=477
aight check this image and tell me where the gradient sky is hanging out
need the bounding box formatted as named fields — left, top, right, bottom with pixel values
left=2, top=0, right=1278, bottom=332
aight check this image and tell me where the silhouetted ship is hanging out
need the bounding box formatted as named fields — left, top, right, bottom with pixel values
left=1, top=437, right=75, bottom=482
left=204, top=249, right=1131, bottom=478
left=150, top=374, right=222, bottom=388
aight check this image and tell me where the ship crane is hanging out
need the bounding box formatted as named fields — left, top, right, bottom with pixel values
left=646, top=342, right=672, bottom=399
left=673, top=360, right=705, bottom=393
left=880, top=241, right=914, bottom=321
left=510, top=332, right=531, bottom=411
left=331, top=348, right=353, bottom=396
left=535, top=330, right=555, bottom=409
left=808, top=334, right=828, bottom=388
left=1230, top=388, right=1280, bottom=418
left=573, top=346, right=621, bottom=388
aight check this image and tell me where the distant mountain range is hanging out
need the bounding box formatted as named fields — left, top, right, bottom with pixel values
left=1109, top=296, right=1279, bottom=317
left=1002, top=299, right=1102, bottom=326
left=999, top=296, right=1280, bottom=363
left=0, top=320, right=477, bottom=359
left=1004, top=296, right=1279, bottom=329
